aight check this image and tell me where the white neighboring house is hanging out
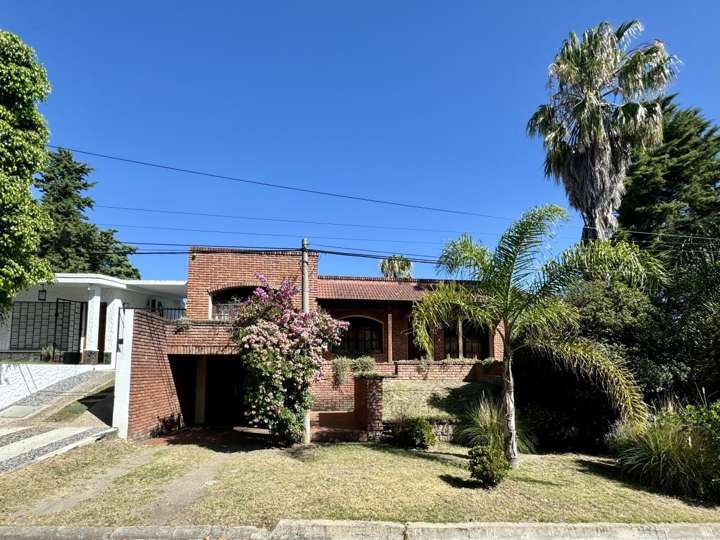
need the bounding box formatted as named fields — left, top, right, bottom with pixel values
left=0, top=273, right=186, bottom=366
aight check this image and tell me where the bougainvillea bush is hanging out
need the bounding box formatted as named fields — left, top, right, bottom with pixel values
left=231, top=274, right=347, bottom=445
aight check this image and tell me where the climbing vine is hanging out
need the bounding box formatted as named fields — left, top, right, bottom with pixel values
left=231, top=274, right=347, bottom=445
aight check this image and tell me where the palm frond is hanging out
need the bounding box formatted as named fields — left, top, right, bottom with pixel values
left=535, top=240, right=665, bottom=299
left=491, top=205, right=567, bottom=299
left=528, top=337, right=649, bottom=426
left=513, top=297, right=579, bottom=346
left=436, top=233, right=492, bottom=279
left=411, top=282, right=492, bottom=358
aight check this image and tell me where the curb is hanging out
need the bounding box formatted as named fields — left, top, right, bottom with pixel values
left=1, top=521, right=720, bottom=539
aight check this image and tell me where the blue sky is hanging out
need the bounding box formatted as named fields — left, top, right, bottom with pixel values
left=3, top=1, right=719, bottom=279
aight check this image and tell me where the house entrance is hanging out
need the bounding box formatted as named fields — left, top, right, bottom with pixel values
left=168, top=355, right=246, bottom=428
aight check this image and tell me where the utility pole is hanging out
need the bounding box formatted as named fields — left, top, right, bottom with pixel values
left=301, top=238, right=310, bottom=313
left=301, top=238, right=311, bottom=444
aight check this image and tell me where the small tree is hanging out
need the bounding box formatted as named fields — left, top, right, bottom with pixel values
left=0, top=31, right=53, bottom=314
left=231, top=275, right=347, bottom=445
left=412, top=205, right=661, bottom=465
left=380, top=255, right=412, bottom=279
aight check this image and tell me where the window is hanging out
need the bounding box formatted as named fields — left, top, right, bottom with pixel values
left=211, top=287, right=256, bottom=320
left=444, top=322, right=488, bottom=359
left=336, top=317, right=383, bottom=356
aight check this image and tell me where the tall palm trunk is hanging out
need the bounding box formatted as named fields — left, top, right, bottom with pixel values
left=502, top=352, right=519, bottom=467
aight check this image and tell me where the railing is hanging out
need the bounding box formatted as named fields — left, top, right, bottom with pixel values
left=129, top=307, right=187, bottom=321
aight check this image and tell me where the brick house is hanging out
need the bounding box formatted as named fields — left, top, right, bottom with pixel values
left=112, top=247, right=503, bottom=441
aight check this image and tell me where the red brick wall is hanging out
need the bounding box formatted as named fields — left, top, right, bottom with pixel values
left=186, top=248, right=319, bottom=319
left=354, top=377, right=383, bottom=435
left=167, top=321, right=236, bottom=355
left=127, top=311, right=182, bottom=440
left=311, top=363, right=355, bottom=411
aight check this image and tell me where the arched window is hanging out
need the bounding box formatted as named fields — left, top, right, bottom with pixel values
left=211, top=287, right=256, bottom=320
left=337, top=317, right=383, bottom=356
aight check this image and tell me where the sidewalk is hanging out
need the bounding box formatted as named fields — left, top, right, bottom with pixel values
left=1, top=520, right=719, bottom=539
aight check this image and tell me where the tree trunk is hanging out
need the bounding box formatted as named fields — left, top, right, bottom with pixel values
left=502, top=354, right=519, bottom=467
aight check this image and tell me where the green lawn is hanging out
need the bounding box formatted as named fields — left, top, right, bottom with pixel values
left=1, top=439, right=719, bottom=528
left=382, top=379, right=497, bottom=421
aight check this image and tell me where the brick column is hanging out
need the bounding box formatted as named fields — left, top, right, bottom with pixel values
left=354, top=376, right=383, bottom=438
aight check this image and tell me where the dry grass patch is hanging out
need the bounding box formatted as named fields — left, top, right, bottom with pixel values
left=31, top=445, right=215, bottom=526
left=191, top=443, right=720, bottom=527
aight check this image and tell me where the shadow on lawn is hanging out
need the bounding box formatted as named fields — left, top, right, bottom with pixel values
left=439, top=474, right=485, bottom=489
left=366, top=443, right=469, bottom=470
left=148, top=427, right=275, bottom=453
left=575, top=457, right=719, bottom=509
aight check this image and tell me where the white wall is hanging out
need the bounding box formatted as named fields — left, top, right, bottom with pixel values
left=0, top=315, right=9, bottom=351
left=112, top=309, right=134, bottom=439
left=0, top=363, right=98, bottom=410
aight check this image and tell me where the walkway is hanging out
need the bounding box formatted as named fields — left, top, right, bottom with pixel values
left=0, top=425, right=114, bottom=473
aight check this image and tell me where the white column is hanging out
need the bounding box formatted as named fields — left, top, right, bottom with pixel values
left=85, top=286, right=102, bottom=359
left=113, top=309, right=134, bottom=439
left=103, top=296, right=123, bottom=366
left=0, top=314, right=10, bottom=350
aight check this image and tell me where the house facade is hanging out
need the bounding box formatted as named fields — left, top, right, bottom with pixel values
left=112, top=248, right=504, bottom=440
left=0, top=273, right=186, bottom=366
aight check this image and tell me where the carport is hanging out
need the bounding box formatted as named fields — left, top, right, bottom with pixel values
left=169, top=354, right=246, bottom=428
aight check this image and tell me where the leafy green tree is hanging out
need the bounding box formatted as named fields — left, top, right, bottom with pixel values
left=0, top=31, right=53, bottom=314
left=412, top=205, right=661, bottom=465
left=528, top=20, right=677, bottom=241
left=36, top=149, right=140, bottom=279
left=618, top=97, right=720, bottom=247
left=618, top=99, right=720, bottom=397
left=565, top=279, right=685, bottom=396
left=380, top=255, right=412, bottom=279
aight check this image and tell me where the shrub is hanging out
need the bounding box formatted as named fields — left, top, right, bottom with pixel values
left=331, top=356, right=378, bottom=387
left=275, top=407, right=305, bottom=447
left=395, top=417, right=437, bottom=449
left=232, top=274, right=348, bottom=446
left=468, top=445, right=510, bottom=488
left=331, top=357, right=353, bottom=387
left=615, top=402, right=720, bottom=499
left=455, top=395, right=535, bottom=453
left=352, top=356, right=377, bottom=376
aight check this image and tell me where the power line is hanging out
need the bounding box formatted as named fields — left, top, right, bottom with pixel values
left=93, top=204, right=471, bottom=235
left=95, top=222, right=448, bottom=246
left=51, top=144, right=720, bottom=244
left=50, top=145, right=512, bottom=220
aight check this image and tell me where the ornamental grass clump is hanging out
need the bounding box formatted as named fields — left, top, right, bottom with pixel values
left=232, top=274, right=347, bottom=446
left=613, top=401, right=720, bottom=500
left=455, top=395, right=535, bottom=453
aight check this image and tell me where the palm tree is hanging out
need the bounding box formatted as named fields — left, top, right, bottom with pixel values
left=528, top=20, right=678, bottom=241
left=412, top=205, right=662, bottom=466
left=380, top=255, right=412, bottom=279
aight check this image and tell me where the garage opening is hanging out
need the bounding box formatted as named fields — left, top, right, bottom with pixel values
left=169, top=355, right=247, bottom=427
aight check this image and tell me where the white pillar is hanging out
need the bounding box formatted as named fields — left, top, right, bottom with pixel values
left=113, top=309, right=134, bottom=439
left=85, top=286, right=102, bottom=362
left=103, top=296, right=123, bottom=366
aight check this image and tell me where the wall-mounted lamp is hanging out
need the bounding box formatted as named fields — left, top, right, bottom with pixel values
left=38, top=285, right=47, bottom=302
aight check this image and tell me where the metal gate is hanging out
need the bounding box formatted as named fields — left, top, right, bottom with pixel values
left=9, top=298, right=86, bottom=353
